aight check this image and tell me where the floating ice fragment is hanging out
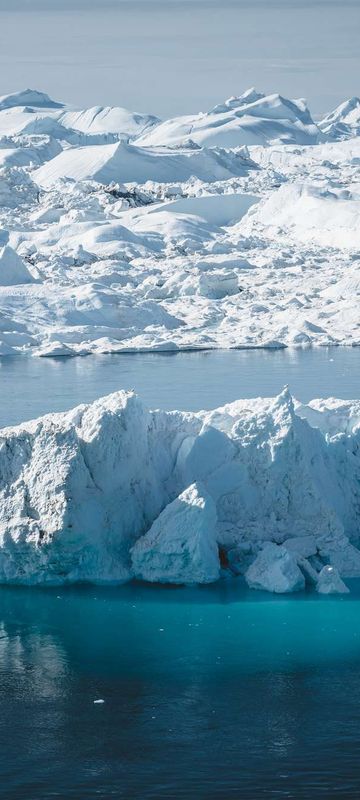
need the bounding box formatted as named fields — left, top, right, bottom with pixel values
left=245, top=543, right=305, bottom=594
left=316, top=566, right=350, bottom=595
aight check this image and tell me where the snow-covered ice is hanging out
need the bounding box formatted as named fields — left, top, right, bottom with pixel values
left=0, top=87, right=359, bottom=355
left=0, top=387, right=359, bottom=591
left=135, top=89, right=321, bottom=148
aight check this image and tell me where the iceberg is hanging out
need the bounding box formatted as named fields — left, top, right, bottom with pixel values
left=33, top=140, right=255, bottom=188
left=319, top=97, right=360, bottom=140
left=316, top=565, right=349, bottom=595
left=0, top=388, right=359, bottom=590
left=136, top=89, right=321, bottom=148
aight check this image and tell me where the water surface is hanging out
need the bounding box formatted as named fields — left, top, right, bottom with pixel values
left=1, top=0, right=359, bottom=116
left=1, top=581, right=360, bottom=798
left=0, top=347, right=359, bottom=428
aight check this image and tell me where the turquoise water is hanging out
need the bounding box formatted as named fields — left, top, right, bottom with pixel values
left=2, top=581, right=360, bottom=798
left=0, top=347, right=360, bottom=427
left=1, top=349, right=360, bottom=797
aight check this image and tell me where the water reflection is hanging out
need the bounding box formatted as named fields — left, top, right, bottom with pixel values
left=1, top=584, right=360, bottom=797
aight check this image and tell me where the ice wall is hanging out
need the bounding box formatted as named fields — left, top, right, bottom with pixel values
left=0, top=388, right=359, bottom=590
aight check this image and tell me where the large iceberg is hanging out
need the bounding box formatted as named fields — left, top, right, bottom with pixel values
left=0, top=388, right=359, bottom=591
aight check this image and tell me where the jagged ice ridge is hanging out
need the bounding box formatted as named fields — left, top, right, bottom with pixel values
left=0, top=388, right=359, bottom=593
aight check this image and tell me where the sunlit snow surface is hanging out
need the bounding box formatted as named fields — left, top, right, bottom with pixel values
left=0, top=87, right=360, bottom=356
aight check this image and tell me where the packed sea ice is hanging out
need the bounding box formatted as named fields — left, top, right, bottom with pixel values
left=0, top=388, right=359, bottom=593
left=0, top=86, right=359, bottom=356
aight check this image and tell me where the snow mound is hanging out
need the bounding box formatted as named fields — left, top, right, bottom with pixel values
left=136, top=89, right=320, bottom=148
left=119, top=193, right=259, bottom=250
left=151, top=192, right=259, bottom=226
left=0, top=245, right=35, bottom=286
left=0, top=90, right=159, bottom=144
left=131, top=482, right=219, bottom=584
left=57, top=105, right=160, bottom=139
left=33, top=140, right=255, bottom=187
left=240, top=182, right=360, bottom=249
left=1, top=388, right=360, bottom=588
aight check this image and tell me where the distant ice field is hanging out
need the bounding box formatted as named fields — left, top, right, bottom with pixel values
left=0, top=85, right=359, bottom=356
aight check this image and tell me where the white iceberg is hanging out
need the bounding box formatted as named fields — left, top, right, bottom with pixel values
left=0, top=388, right=360, bottom=588
left=316, top=565, right=350, bottom=595
left=136, top=89, right=320, bottom=148
left=319, top=97, right=360, bottom=140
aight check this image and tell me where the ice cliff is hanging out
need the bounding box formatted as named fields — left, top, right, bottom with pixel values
left=0, top=388, right=359, bottom=593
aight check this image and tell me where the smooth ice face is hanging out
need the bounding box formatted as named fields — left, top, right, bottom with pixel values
left=131, top=482, right=220, bottom=585
left=0, top=388, right=360, bottom=589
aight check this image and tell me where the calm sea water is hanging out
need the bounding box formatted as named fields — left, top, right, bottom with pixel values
left=1, top=348, right=360, bottom=798
left=0, top=347, right=359, bottom=427
left=2, top=582, right=360, bottom=798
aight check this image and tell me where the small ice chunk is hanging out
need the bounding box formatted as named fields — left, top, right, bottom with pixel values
left=245, top=543, right=305, bottom=594
left=316, top=565, right=350, bottom=594
left=93, top=699, right=105, bottom=704
left=34, top=341, right=76, bottom=358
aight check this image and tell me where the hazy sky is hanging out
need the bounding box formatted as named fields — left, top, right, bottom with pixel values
left=0, top=0, right=359, bottom=118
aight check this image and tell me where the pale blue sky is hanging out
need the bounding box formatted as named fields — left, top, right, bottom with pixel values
left=0, top=0, right=358, bottom=118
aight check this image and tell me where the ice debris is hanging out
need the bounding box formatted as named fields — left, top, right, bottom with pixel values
left=316, top=566, right=350, bottom=595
